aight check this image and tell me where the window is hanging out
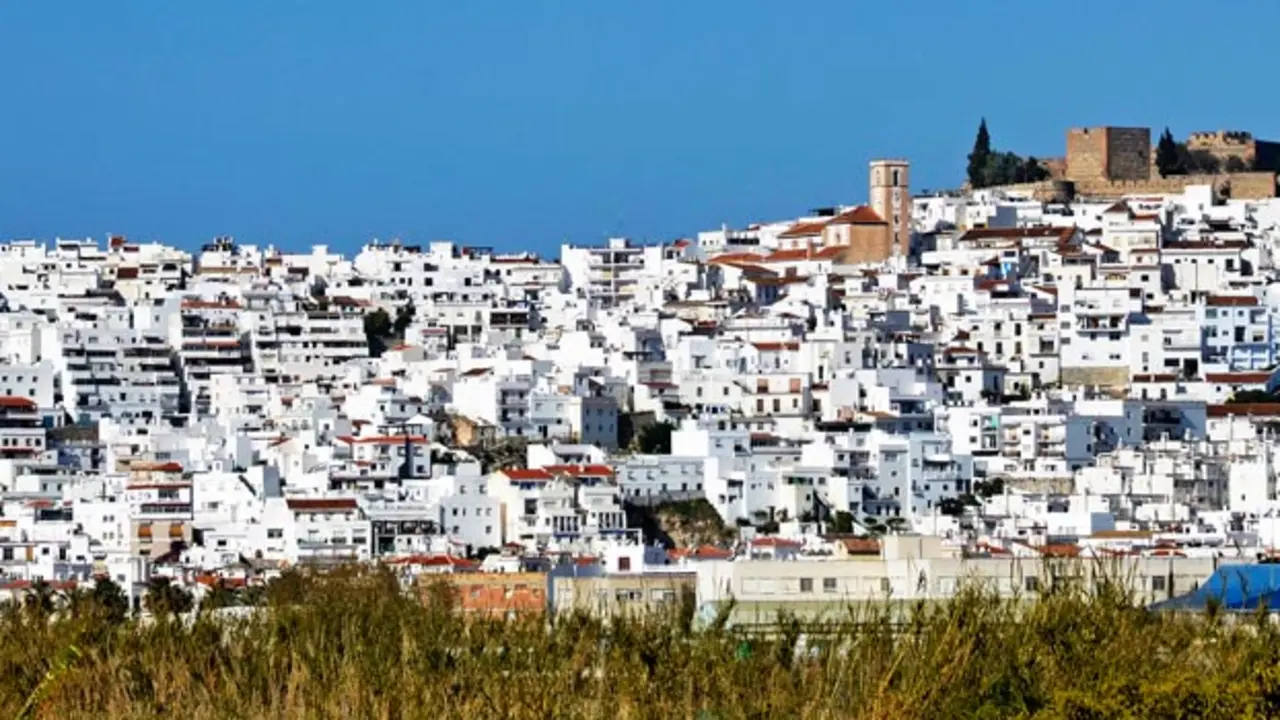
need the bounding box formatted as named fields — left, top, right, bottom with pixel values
left=799, top=577, right=813, bottom=593
left=1152, top=575, right=1166, bottom=592
left=879, top=578, right=891, bottom=594
left=823, top=578, right=838, bottom=594
left=1024, top=575, right=1040, bottom=592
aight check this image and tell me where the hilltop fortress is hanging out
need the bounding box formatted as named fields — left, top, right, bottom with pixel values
left=1007, top=126, right=1280, bottom=200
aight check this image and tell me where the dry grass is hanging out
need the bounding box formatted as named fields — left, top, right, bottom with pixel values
left=2, top=566, right=1279, bottom=719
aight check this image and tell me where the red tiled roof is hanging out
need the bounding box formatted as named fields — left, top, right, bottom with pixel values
left=460, top=367, right=492, bottom=378
left=386, top=554, right=480, bottom=570
left=500, top=468, right=553, bottom=481
left=777, top=221, right=828, bottom=238
left=543, top=464, right=614, bottom=477
left=1206, top=295, right=1258, bottom=307
left=335, top=435, right=429, bottom=445
left=958, top=227, right=1075, bottom=242
left=750, top=537, right=803, bottom=549
left=1206, top=372, right=1272, bottom=384
left=763, top=248, right=814, bottom=262
left=827, top=205, right=885, bottom=225
left=752, top=341, right=800, bottom=352
left=285, top=498, right=358, bottom=512
left=708, top=252, right=767, bottom=265
left=1207, top=403, right=1280, bottom=418
left=669, top=545, right=733, bottom=561
left=130, top=461, right=184, bottom=473
left=1164, top=240, right=1248, bottom=251
left=0, top=397, right=36, bottom=411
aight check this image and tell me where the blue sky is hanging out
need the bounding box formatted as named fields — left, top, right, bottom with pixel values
left=1, top=1, right=1278, bottom=254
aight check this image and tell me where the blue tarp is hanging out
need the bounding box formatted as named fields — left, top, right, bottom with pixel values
left=1149, top=563, right=1280, bottom=612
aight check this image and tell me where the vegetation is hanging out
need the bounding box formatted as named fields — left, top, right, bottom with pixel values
left=3, top=567, right=1280, bottom=717
left=1228, top=389, right=1279, bottom=404
left=363, top=308, right=395, bottom=357
left=966, top=118, right=1050, bottom=189
left=470, top=437, right=529, bottom=473
left=363, top=302, right=416, bottom=358
left=1156, top=127, right=1249, bottom=176
left=628, top=498, right=734, bottom=548
left=632, top=420, right=675, bottom=454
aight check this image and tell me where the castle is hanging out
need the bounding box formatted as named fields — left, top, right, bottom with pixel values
left=1011, top=126, right=1280, bottom=200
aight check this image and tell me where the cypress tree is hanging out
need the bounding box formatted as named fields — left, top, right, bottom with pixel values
left=967, top=119, right=993, bottom=188
left=1155, top=127, right=1183, bottom=176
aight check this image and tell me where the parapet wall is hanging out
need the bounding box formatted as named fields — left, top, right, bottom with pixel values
left=985, top=171, right=1277, bottom=201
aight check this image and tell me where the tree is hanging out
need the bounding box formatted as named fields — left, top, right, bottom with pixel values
left=1156, top=128, right=1183, bottom=176
left=967, top=119, right=993, bottom=188
left=829, top=510, right=855, bottom=534
left=1229, top=390, right=1277, bottom=404
left=202, top=583, right=242, bottom=611
left=862, top=517, right=887, bottom=537
left=24, top=579, right=58, bottom=615
left=76, top=578, right=129, bottom=622
left=363, top=309, right=393, bottom=357
left=144, top=577, right=193, bottom=618
left=393, top=301, right=416, bottom=337
left=884, top=517, right=908, bottom=534
left=974, top=477, right=1005, bottom=499
left=633, top=421, right=675, bottom=454
left=938, top=497, right=967, bottom=517
left=1179, top=145, right=1221, bottom=174
left=1019, top=156, right=1050, bottom=183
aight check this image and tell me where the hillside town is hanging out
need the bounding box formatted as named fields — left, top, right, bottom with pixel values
left=6, top=124, right=1280, bottom=619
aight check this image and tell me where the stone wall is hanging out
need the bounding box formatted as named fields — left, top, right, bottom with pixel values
left=986, top=172, right=1277, bottom=201
left=1104, top=127, right=1152, bottom=181
left=1066, top=128, right=1108, bottom=183
left=1060, top=366, right=1129, bottom=389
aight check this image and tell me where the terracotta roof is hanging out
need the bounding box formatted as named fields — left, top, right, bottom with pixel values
left=130, top=461, right=184, bottom=473
left=500, top=468, right=553, bottom=481
left=668, top=545, right=733, bottom=561
left=708, top=252, right=767, bottom=265
left=115, top=266, right=140, bottom=280
left=763, top=248, right=815, bottom=262
left=1207, top=403, right=1280, bottom=418
left=335, top=435, right=429, bottom=445
left=827, top=205, right=885, bottom=225
left=750, top=537, right=803, bottom=549
left=831, top=536, right=881, bottom=555
left=0, top=397, right=37, bottom=411
left=386, top=554, right=480, bottom=570
left=958, top=226, right=1075, bottom=242
left=460, top=367, right=492, bottom=378
left=1039, top=543, right=1081, bottom=558
left=286, top=498, right=359, bottom=512
left=1164, top=240, right=1248, bottom=251
left=543, top=464, right=614, bottom=477
left=752, top=341, right=800, bottom=352
left=1206, top=294, right=1258, bottom=307
left=1206, top=372, right=1272, bottom=384
left=777, top=221, right=828, bottom=239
